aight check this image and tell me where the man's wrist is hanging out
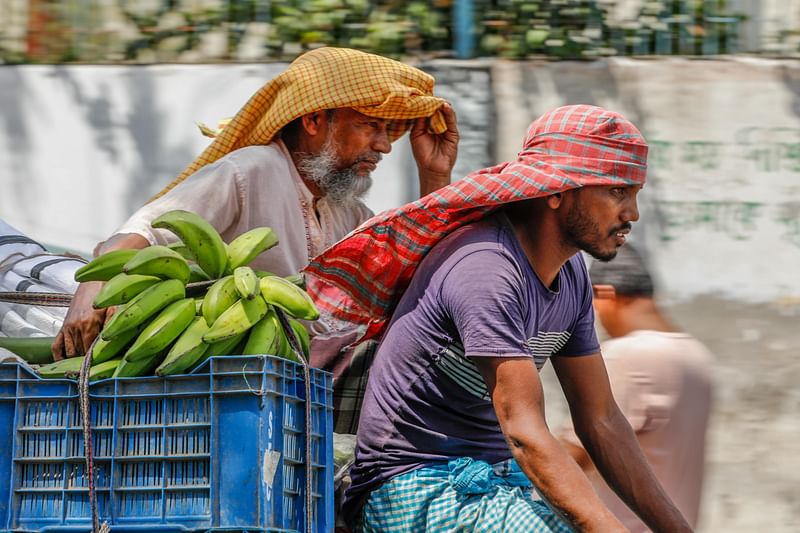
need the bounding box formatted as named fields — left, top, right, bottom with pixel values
left=418, top=170, right=451, bottom=196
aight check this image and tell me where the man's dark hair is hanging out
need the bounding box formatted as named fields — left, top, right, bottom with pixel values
left=589, top=242, right=654, bottom=297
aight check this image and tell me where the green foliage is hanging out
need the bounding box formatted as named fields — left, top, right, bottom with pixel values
left=0, top=0, right=748, bottom=64
left=473, top=0, right=744, bottom=59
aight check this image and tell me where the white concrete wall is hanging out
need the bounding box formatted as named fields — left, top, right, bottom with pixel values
left=0, top=61, right=492, bottom=256
left=1, top=63, right=289, bottom=253
left=493, top=56, right=800, bottom=305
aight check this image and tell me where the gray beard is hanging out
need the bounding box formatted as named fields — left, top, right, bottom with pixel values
left=295, top=139, right=373, bottom=206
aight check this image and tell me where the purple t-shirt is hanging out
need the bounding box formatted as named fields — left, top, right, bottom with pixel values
left=344, top=213, right=599, bottom=516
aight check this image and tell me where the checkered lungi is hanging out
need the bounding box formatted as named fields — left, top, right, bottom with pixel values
left=357, top=457, right=573, bottom=533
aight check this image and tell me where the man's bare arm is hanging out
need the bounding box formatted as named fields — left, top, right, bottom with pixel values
left=560, top=436, right=594, bottom=471
left=52, top=233, right=150, bottom=360
left=552, top=354, right=692, bottom=533
left=474, top=356, right=626, bottom=533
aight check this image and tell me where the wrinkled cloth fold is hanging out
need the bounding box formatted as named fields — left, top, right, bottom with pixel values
left=153, top=47, right=448, bottom=201
left=305, top=104, right=649, bottom=342
left=447, top=457, right=531, bottom=495
left=357, top=457, right=572, bottom=532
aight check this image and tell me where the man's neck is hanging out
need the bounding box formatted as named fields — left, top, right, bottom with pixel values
left=504, top=203, right=577, bottom=288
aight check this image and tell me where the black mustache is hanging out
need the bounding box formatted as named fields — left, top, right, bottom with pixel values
left=610, top=222, right=632, bottom=236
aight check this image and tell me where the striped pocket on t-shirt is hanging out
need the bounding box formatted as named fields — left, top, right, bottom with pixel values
left=435, top=343, right=490, bottom=401
left=434, top=331, right=573, bottom=400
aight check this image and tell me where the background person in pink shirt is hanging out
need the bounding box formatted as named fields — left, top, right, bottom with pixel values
left=559, top=242, right=715, bottom=532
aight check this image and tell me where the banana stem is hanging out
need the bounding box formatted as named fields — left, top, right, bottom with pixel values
left=0, top=336, right=56, bottom=364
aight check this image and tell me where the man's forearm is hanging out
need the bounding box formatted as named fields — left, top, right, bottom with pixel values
left=559, top=437, right=594, bottom=471
left=508, top=430, right=625, bottom=532
left=481, top=358, right=625, bottom=532
left=578, top=410, right=692, bottom=532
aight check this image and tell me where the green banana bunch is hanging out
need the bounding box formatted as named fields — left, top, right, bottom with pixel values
left=233, top=266, right=259, bottom=300
left=155, top=316, right=210, bottom=376
left=114, top=351, right=162, bottom=378
left=201, top=275, right=239, bottom=326
left=242, top=307, right=281, bottom=355
left=123, top=298, right=197, bottom=361
left=226, top=226, right=279, bottom=272
left=203, top=295, right=268, bottom=343
left=167, top=240, right=196, bottom=262
left=100, top=279, right=186, bottom=341
left=123, top=245, right=191, bottom=284
left=37, top=356, right=120, bottom=381
left=260, top=276, right=320, bottom=320
left=205, top=331, right=247, bottom=358
left=91, top=323, right=144, bottom=364
left=152, top=210, right=228, bottom=278
left=74, top=249, right=138, bottom=283
left=259, top=312, right=310, bottom=363
left=37, top=356, right=85, bottom=378
left=88, top=359, right=121, bottom=380
left=273, top=325, right=299, bottom=363
left=189, top=331, right=248, bottom=373
left=288, top=317, right=311, bottom=358
left=93, top=273, right=161, bottom=308
left=188, top=263, right=211, bottom=283
left=284, top=273, right=305, bottom=289
left=255, top=271, right=304, bottom=288
left=61, top=213, right=318, bottom=379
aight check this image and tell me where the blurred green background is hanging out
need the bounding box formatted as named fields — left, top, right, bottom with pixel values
left=1, top=0, right=757, bottom=64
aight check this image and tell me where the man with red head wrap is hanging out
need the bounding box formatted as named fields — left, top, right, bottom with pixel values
left=308, top=105, right=692, bottom=532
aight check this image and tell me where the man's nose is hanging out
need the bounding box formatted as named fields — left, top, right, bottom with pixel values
left=624, top=198, right=640, bottom=222
left=373, top=125, right=391, bottom=154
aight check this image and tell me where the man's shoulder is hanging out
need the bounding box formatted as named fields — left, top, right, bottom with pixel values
left=419, top=216, right=524, bottom=286
left=429, top=217, right=510, bottom=264
left=438, top=214, right=508, bottom=253
left=604, top=331, right=712, bottom=364
left=214, top=142, right=295, bottom=184
left=223, top=143, right=288, bottom=166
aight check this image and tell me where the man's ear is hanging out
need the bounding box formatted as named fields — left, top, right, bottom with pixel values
left=300, top=111, right=326, bottom=136
left=546, top=192, right=563, bottom=209
left=592, top=284, right=616, bottom=300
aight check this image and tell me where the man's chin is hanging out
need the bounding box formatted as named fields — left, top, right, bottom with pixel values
left=586, top=247, right=618, bottom=262
left=353, top=168, right=373, bottom=179
left=355, top=163, right=377, bottom=175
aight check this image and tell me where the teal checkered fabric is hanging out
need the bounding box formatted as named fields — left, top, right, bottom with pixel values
left=357, top=457, right=574, bottom=532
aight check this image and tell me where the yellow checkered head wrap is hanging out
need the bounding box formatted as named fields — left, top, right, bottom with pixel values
left=153, top=47, right=448, bottom=200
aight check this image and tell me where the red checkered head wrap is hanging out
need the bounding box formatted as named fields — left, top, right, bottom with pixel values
left=305, top=104, right=648, bottom=339
left=490, top=104, right=648, bottom=190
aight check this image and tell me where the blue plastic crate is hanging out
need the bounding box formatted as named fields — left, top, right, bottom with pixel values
left=0, top=355, right=334, bottom=533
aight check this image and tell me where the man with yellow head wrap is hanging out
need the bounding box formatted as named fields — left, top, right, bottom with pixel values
left=52, top=47, right=459, bottom=361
